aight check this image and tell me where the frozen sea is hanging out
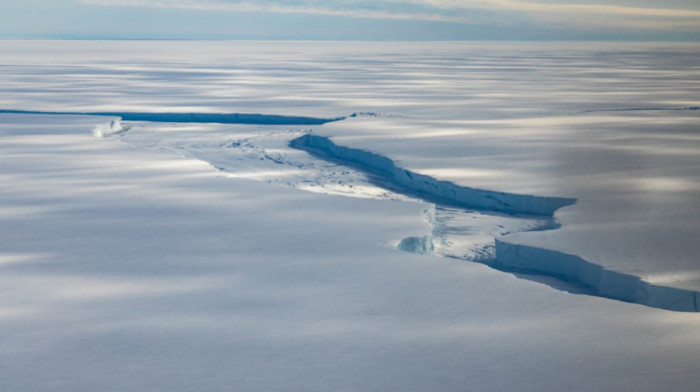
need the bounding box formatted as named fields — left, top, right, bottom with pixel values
left=1, top=40, right=700, bottom=391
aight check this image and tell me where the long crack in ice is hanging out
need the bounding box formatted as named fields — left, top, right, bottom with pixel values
left=290, top=133, right=700, bottom=312
left=6, top=108, right=698, bottom=312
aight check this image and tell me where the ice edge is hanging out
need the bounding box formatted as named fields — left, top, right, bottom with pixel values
left=0, top=109, right=344, bottom=125
left=290, top=134, right=575, bottom=216
left=291, top=133, right=700, bottom=312
left=495, top=241, right=700, bottom=312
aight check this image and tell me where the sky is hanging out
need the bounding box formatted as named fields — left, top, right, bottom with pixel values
left=1, top=0, right=700, bottom=40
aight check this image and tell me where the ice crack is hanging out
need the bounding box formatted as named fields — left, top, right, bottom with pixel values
left=290, top=134, right=575, bottom=216
left=290, top=133, right=700, bottom=312
left=0, top=109, right=345, bottom=125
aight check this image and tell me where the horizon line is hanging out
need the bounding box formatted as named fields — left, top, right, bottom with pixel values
left=2, top=37, right=700, bottom=43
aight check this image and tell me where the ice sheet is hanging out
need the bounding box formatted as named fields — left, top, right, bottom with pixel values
left=2, top=40, right=700, bottom=390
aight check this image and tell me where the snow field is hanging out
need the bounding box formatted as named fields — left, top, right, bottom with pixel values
left=3, top=113, right=700, bottom=391
left=2, top=40, right=700, bottom=390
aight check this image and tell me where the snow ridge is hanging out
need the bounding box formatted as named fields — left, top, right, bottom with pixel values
left=0, top=109, right=344, bottom=125
left=291, top=133, right=700, bottom=312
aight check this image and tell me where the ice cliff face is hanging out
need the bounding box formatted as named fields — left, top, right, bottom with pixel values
left=290, top=134, right=575, bottom=216
left=495, top=240, right=700, bottom=312
left=92, top=119, right=129, bottom=137
left=0, top=109, right=344, bottom=125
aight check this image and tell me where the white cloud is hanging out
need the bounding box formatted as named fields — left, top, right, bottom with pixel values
left=79, top=0, right=473, bottom=23
left=81, top=0, right=700, bottom=31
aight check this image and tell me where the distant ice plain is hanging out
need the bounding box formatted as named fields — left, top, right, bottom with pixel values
left=1, top=40, right=700, bottom=391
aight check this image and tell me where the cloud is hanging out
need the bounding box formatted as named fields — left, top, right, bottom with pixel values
left=79, top=0, right=477, bottom=23
left=81, top=0, right=700, bottom=31
left=448, top=0, right=700, bottom=30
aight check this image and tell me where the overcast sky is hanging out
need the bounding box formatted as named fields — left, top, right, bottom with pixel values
left=2, top=0, right=700, bottom=40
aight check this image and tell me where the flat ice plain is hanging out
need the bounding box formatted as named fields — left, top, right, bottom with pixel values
left=1, top=41, right=700, bottom=391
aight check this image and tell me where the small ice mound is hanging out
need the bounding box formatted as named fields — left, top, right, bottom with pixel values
left=397, top=235, right=434, bottom=255
left=93, top=119, right=129, bottom=138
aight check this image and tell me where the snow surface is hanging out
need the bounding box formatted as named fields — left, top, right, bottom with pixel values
left=2, top=40, right=700, bottom=390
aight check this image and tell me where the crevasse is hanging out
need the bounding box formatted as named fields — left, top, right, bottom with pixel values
left=290, top=133, right=700, bottom=312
